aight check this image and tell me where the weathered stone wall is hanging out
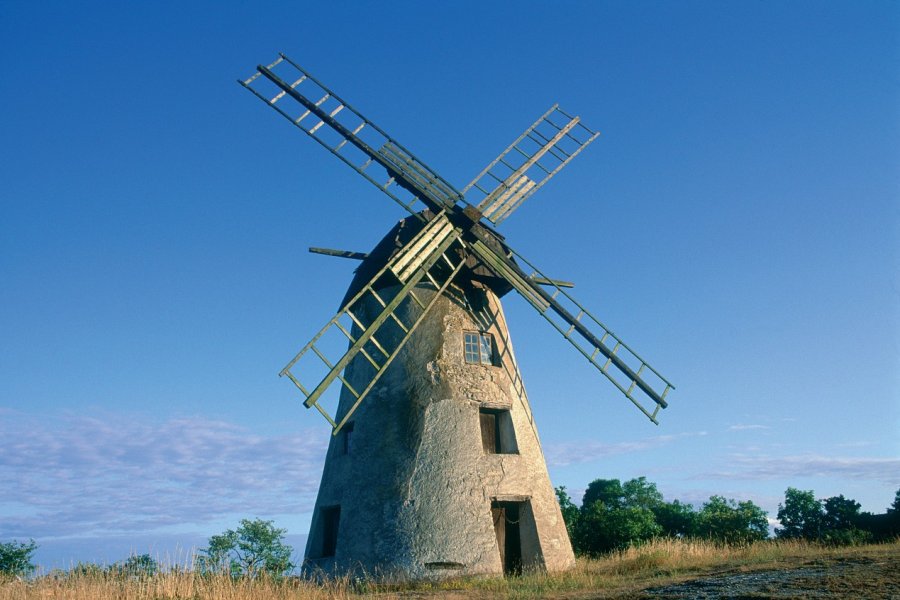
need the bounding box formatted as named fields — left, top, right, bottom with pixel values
left=303, top=281, right=575, bottom=580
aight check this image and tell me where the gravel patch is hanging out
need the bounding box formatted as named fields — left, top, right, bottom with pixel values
left=642, top=556, right=899, bottom=599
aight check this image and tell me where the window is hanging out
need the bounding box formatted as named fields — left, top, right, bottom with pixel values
left=342, top=422, right=354, bottom=455
left=464, top=331, right=494, bottom=365
left=479, top=407, right=518, bottom=454
left=319, top=505, right=341, bottom=557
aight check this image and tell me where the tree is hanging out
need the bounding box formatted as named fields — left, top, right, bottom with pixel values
left=696, top=496, right=768, bottom=544
left=555, top=486, right=580, bottom=539
left=856, top=489, right=900, bottom=542
left=574, top=501, right=661, bottom=555
left=776, top=488, right=823, bottom=540
left=574, top=478, right=663, bottom=555
left=819, top=495, right=870, bottom=545
left=0, top=539, right=37, bottom=578
left=887, top=487, right=900, bottom=534
left=622, top=477, right=664, bottom=511
left=581, top=477, right=664, bottom=512
left=69, top=562, right=105, bottom=577
left=653, top=499, right=697, bottom=538
left=196, top=519, right=294, bottom=577
left=118, top=554, right=159, bottom=577
left=582, top=479, right=624, bottom=510
left=822, top=495, right=861, bottom=531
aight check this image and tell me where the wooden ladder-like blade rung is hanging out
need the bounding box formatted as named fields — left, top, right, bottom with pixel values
left=345, top=313, right=390, bottom=361
left=335, top=373, right=360, bottom=399
left=243, top=56, right=284, bottom=86
left=422, top=271, right=441, bottom=290
left=408, top=289, right=426, bottom=310
left=311, top=402, right=337, bottom=428
left=368, top=288, right=387, bottom=308
left=357, top=346, right=381, bottom=370
left=345, top=309, right=365, bottom=330
left=310, top=345, right=335, bottom=369
left=368, top=334, right=391, bottom=360
left=388, top=312, right=410, bottom=333
left=333, top=321, right=356, bottom=342
left=525, top=131, right=571, bottom=158
left=270, top=75, right=307, bottom=104
left=297, top=95, right=330, bottom=130
left=334, top=122, right=366, bottom=152
left=283, top=369, right=311, bottom=397
left=512, top=146, right=554, bottom=174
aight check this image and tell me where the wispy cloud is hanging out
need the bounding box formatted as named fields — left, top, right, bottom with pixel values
left=0, top=413, right=328, bottom=539
left=727, top=424, right=771, bottom=431
left=544, top=431, right=708, bottom=467
left=695, top=454, right=900, bottom=485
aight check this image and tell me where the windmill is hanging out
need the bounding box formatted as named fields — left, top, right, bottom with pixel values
left=239, top=54, right=674, bottom=579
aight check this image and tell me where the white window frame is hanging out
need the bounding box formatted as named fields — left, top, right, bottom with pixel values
left=464, top=331, right=494, bottom=365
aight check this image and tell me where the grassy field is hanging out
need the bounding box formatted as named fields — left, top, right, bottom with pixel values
left=2, top=538, right=898, bottom=599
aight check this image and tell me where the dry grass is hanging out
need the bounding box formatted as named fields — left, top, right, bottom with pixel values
left=0, top=570, right=355, bottom=600
left=2, top=538, right=897, bottom=599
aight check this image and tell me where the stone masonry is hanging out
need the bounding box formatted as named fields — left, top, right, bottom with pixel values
left=302, top=272, right=575, bottom=580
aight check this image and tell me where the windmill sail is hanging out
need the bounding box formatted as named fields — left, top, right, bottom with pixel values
left=468, top=239, right=673, bottom=423
left=242, top=54, right=674, bottom=425
left=464, top=105, right=599, bottom=225
left=240, top=54, right=461, bottom=217
left=280, top=213, right=466, bottom=434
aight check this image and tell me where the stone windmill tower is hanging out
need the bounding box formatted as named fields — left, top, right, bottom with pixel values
left=240, top=54, right=675, bottom=579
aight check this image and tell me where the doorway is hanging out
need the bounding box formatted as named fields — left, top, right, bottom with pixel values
left=491, top=497, right=543, bottom=575
left=491, top=500, right=523, bottom=574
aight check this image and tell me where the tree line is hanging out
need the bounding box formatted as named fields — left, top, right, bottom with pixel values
left=556, top=478, right=900, bottom=556
left=776, top=487, right=900, bottom=545
left=3, top=484, right=899, bottom=577
left=0, top=519, right=294, bottom=579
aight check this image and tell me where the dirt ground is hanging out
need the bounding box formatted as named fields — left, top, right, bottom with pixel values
left=387, top=548, right=900, bottom=600
left=636, top=554, right=900, bottom=600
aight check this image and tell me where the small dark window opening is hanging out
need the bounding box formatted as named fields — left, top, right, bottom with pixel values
left=480, top=409, right=500, bottom=453
left=480, top=407, right=518, bottom=454
left=464, top=331, right=494, bottom=365
left=319, top=505, right=341, bottom=558
left=342, top=422, right=354, bottom=455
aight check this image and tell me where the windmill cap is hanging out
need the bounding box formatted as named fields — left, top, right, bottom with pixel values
left=339, top=211, right=515, bottom=308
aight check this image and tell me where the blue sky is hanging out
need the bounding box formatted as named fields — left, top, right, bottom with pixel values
left=1, top=1, right=898, bottom=569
